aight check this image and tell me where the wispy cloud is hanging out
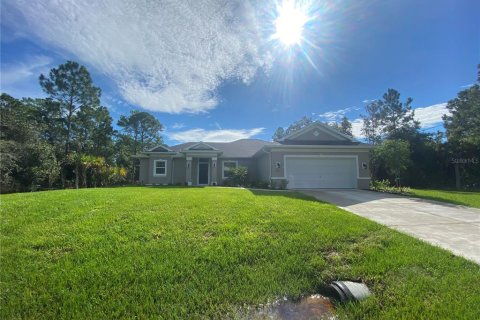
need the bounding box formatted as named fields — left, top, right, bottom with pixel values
left=351, top=118, right=364, bottom=138
left=350, top=103, right=450, bottom=138
left=1, top=55, right=52, bottom=86
left=171, top=122, right=186, bottom=130
left=318, top=107, right=359, bottom=121
left=3, top=0, right=271, bottom=113
left=0, top=55, right=52, bottom=98
left=413, top=103, right=449, bottom=128
left=169, top=127, right=264, bottom=143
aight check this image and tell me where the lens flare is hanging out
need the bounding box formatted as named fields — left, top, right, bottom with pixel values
left=273, top=1, right=310, bottom=47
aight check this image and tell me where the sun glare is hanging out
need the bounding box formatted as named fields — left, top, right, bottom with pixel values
left=273, top=1, right=310, bottom=47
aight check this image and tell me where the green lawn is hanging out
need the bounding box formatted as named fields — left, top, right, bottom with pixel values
left=1, top=187, right=479, bottom=319
left=408, top=189, right=480, bottom=208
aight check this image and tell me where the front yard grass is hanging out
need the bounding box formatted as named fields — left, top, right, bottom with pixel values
left=408, top=188, right=480, bottom=208
left=1, top=187, right=479, bottom=319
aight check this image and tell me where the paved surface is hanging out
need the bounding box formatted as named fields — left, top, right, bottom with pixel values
left=301, top=189, right=480, bottom=264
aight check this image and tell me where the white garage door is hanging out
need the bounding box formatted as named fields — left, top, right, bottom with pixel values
left=285, top=157, right=357, bottom=189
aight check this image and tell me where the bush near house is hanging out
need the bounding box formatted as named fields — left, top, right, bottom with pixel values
left=370, top=179, right=411, bottom=194
left=224, top=166, right=249, bottom=187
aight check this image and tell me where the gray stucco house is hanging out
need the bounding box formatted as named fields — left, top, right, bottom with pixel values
left=133, top=122, right=372, bottom=189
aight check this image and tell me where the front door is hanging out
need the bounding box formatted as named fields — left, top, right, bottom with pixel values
left=198, top=159, right=209, bottom=185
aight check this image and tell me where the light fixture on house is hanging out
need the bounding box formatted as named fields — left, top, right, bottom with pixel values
left=187, top=162, right=190, bottom=168
left=276, top=162, right=281, bottom=168
left=362, top=162, right=367, bottom=170
left=213, top=162, right=216, bottom=168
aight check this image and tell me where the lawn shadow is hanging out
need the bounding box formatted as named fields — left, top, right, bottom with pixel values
left=247, top=188, right=322, bottom=204
left=408, top=192, right=477, bottom=207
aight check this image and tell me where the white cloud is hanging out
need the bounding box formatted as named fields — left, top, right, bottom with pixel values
left=413, top=103, right=449, bottom=128
left=351, top=118, right=364, bottom=138
left=3, top=0, right=271, bottom=113
left=171, top=122, right=186, bottom=129
left=169, top=127, right=264, bottom=143
left=318, top=107, right=358, bottom=121
left=350, top=102, right=450, bottom=139
left=1, top=55, right=52, bottom=86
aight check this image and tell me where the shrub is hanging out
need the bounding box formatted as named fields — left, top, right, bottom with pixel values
left=270, top=179, right=288, bottom=190
left=251, top=180, right=270, bottom=189
left=227, top=166, right=248, bottom=187
left=279, top=179, right=288, bottom=190
left=370, top=179, right=411, bottom=194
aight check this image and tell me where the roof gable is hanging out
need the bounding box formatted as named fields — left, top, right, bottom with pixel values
left=279, top=122, right=356, bottom=144
left=148, top=145, right=174, bottom=152
left=184, top=142, right=218, bottom=151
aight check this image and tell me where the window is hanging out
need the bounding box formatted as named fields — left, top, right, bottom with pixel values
left=153, top=160, right=167, bottom=176
left=222, top=161, right=238, bottom=179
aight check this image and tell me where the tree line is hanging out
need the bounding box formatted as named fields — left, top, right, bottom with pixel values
left=273, top=65, right=480, bottom=189
left=1, top=61, right=164, bottom=193
left=1, top=61, right=478, bottom=193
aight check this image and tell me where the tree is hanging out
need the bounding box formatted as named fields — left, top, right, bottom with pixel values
left=374, top=140, right=411, bottom=187
left=380, top=89, right=419, bottom=137
left=272, top=127, right=285, bottom=141
left=117, top=110, right=163, bottom=181
left=362, top=89, right=419, bottom=144
left=443, top=65, right=480, bottom=188
left=329, top=116, right=353, bottom=137
left=39, top=61, right=101, bottom=155
left=0, top=94, right=61, bottom=192
left=31, top=142, right=60, bottom=188
left=117, top=110, right=164, bottom=154
left=90, top=106, right=114, bottom=160
left=0, top=94, right=27, bottom=191
left=24, top=98, right=64, bottom=146
left=272, top=116, right=313, bottom=141
left=361, top=100, right=384, bottom=145
left=39, top=61, right=101, bottom=186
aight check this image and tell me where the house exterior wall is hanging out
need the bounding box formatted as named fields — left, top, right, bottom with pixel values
left=147, top=156, right=174, bottom=185
left=269, top=149, right=371, bottom=189
left=172, top=158, right=186, bottom=185
left=255, top=153, right=270, bottom=182
left=191, top=158, right=199, bottom=185
left=138, top=158, right=149, bottom=183
left=136, top=147, right=371, bottom=188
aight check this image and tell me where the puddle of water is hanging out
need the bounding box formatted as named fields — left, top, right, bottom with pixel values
left=240, top=294, right=335, bottom=320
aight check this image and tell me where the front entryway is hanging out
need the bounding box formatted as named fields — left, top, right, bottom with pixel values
left=198, top=159, right=209, bottom=185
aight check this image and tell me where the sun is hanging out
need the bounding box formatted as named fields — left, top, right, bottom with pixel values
left=273, top=1, right=310, bottom=47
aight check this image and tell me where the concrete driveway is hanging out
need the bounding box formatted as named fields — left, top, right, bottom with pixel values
left=301, top=189, right=480, bottom=264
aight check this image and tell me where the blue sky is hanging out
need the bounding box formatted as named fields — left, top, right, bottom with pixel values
left=1, top=0, right=478, bottom=145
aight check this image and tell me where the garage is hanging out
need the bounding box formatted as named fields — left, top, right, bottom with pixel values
left=285, top=157, right=357, bottom=189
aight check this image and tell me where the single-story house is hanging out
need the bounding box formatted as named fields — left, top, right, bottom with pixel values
left=133, top=122, right=372, bottom=189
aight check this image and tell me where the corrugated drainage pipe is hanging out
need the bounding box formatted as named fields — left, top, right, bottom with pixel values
left=327, top=281, right=371, bottom=302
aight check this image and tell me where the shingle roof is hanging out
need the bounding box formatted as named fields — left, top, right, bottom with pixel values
left=169, top=139, right=278, bottom=158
